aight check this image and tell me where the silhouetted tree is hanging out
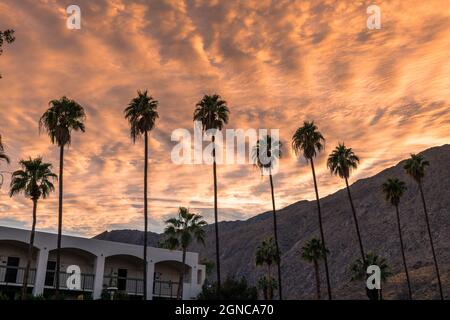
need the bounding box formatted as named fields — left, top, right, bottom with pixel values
left=302, top=238, right=328, bottom=300
left=255, top=238, right=279, bottom=300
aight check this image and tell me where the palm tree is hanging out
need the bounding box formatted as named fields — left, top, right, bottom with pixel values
left=350, top=252, right=391, bottom=300
left=9, top=157, right=57, bottom=299
left=255, top=238, right=279, bottom=300
left=39, top=96, right=85, bottom=296
left=193, top=94, right=229, bottom=297
left=382, top=178, right=412, bottom=299
left=302, top=238, right=328, bottom=300
left=162, top=207, right=207, bottom=299
left=251, top=134, right=283, bottom=300
left=124, top=90, right=159, bottom=300
left=0, top=134, right=10, bottom=189
left=327, top=143, right=365, bottom=263
left=404, top=154, right=443, bottom=300
left=292, top=121, right=332, bottom=299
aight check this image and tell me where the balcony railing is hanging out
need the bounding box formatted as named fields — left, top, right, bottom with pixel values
left=153, top=280, right=180, bottom=299
left=44, top=270, right=95, bottom=291
left=103, top=276, right=144, bottom=296
left=0, top=265, right=36, bottom=286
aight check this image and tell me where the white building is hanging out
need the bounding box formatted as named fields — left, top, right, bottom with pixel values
left=0, top=226, right=206, bottom=300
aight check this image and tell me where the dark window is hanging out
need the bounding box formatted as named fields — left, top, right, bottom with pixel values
left=5, top=257, right=20, bottom=283
left=117, top=268, right=127, bottom=291
left=45, top=261, right=56, bottom=286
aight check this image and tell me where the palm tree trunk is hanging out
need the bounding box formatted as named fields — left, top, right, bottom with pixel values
left=269, top=171, right=282, bottom=300
left=313, top=260, right=321, bottom=300
left=395, top=205, right=412, bottom=300
left=55, top=144, right=64, bottom=298
left=418, top=182, right=443, bottom=300
left=310, top=159, right=332, bottom=300
left=212, top=135, right=221, bottom=298
left=267, top=264, right=273, bottom=300
left=143, top=130, right=149, bottom=300
left=344, top=177, right=366, bottom=263
left=177, top=249, right=186, bottom=300
left=22, top=199, right=37, bottom=299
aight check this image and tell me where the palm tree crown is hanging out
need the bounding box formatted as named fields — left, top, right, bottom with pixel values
left=39, top=96, right=86, bottom=147
left=163, top=207, right=207, bottom=250
left=9, top=157, right=57, bottom=201
left=124, top=90, right=159, bottom=142
left=404, top=154, right=429, bottom=183
left=302, top=238, right=328, bottom=263
left=327, top=143, right=359, bottom=179
left=255, top=238, right=280, bottom=267
left=193, top=94, right=229, bottom=131
left=0, top=134, right=10, bottom=164
left=291, top=121, right=324, bottom=159
left=350, top=252, right=391, bottom=283
left=382, top=178, right=407, bottom=206
left=252, top=135, right=282, bottom=174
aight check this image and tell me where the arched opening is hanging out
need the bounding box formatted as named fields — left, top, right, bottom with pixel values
left=44, top=247, right=96, bottom=294
left=103, top=254, right=144, bottom=297
left=154, top=260, right=192, bottom=299
left=0, top=240, right=39, bottom=298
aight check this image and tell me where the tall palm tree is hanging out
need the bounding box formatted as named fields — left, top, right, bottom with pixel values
left=162, top=207, right=207, bottom=299
left=251, top=134, right=283, bottom=300
left=382, top=178, right=412, bottom=299
left=255, top=238, right=279, bottom=300
left=9, top=157, right=57, bottom=298
left=193, top=94, right=229, bottom=297
left=39, top=96, right=85, bottom=297
left=327, top=143, right=365, bottom=263
left=404, top=154, right=443, bottom=300
left=302, top=238, right=328, bottom=300
left=292, top=121, right=332, bottom=299
left=124, top=90, right=159, bottom=300
left=350, top=252, right=391, bottom=300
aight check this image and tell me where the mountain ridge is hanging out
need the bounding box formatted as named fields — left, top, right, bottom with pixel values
left=95, top=144, right=450, bottom=299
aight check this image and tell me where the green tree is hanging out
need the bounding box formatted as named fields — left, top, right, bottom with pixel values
left=255, top=238, right=279, bottom=300
left=193, top=94, right=229, bottom=297
left=251, top=134, right=283, bottom=300
left=382, top=178, right=412, bottom=299
left=39, top=96, right=85, bottom=296
left=292, top=121, right=332, bottom=299
left=404, top=154, right=443, bottom=300
left=0, top=29, right=15, bottom=79
left=302, top=238, right=328, bottom=300
left=9, top=157, right=57, bottom=299
left=327, top=143, right=365, bottom=263
left=350, top=252, right=391, bottom=300
left=124, top=90, right=159, bottom=300
left=162, top=207, right=207, bottom=299
left=198, top=276, right=257, bottom=300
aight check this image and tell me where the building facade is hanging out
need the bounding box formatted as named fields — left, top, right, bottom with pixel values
left=0, top=226, right=206, bottom=300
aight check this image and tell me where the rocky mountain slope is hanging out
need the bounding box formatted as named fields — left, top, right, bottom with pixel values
left=95, top=144, right=450, bottom=299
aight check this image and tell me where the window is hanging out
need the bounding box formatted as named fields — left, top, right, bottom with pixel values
left=45, top=261, right=56, bottom=286
left=5, top=257, right=20, bottom=283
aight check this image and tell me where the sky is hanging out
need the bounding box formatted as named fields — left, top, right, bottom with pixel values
left=0, top=0, right=449, bottom=237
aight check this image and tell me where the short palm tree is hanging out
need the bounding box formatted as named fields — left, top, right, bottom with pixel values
left=162, top=207, right=207, bottom=299
left=302, top=238, right=328, bottom=300
left=39, top=96, right=85, bottom=296
left=9, top=157, right=57, bottom=299
left=327, top=143, right=366, bottom=263
left=251, top=134, right=283, bottom=300
left=382, top=178, right=412, bottom=299
left=404, top=154, right=443, bottom=300
left=350, top=252, right=391, bottom=300
left=124, top=90, right=159, bottom=300
left=292, top=121, right=332, bottom=300
left=255, top=238, right=279, bottom=300
left=193, top=94, right=229, bottom=296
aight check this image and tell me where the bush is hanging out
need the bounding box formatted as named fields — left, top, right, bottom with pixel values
left=197, top=276, right=257, bottom=300
left=0, top=292, right=10, bottom=301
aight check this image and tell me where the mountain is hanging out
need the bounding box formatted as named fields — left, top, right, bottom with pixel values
left=94, top=144, right=450, bottom=299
